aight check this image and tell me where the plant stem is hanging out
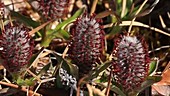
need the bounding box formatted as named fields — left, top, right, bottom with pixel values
left=0, top=81, right=41, bottom=96
left=105, top=70, right=112, bottom=96
left=128, top=0, right=148, bottom=33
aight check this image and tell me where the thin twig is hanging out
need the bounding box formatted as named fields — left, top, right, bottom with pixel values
left=29, top=20, right=53, bottom=36
left=121, top=21, right=170, bottom=37
left=3, top=69, right=11, bottom=83
left=128, top=0, right=148, bottom=33
left=149, top=45, right=170, bottom=53
left=90, top=0, right=98, bottom=15
left=87, top=84, right=105, bottom=96
left=33, top=77, right=56, bottom=95
left=105, top=70, right=112, bottom=96
left=29, top=47, right=44, bottom=69
left=0, top=20, right=4, bottom=31
left=0, top=81, right=41, bottom=96
left=167, top=12, right=170, bottom=19
left=159, top=15, right=166, bottom=28
left=26, top=69, right=41, bottom=82
left=62, top=45, right=69, bottom=58
left=76, top=82, right=81, bottom=96
left=121, top=0, right=127, bottom=18
left=76, top=75, right=88, bottom=96
left=86, top=84, right=93, bottom=96
left=33, top=82, right=42, bottom=96
left=104, top=21, right=170, bottom=37
left=9, top=15, right=13, bottom=26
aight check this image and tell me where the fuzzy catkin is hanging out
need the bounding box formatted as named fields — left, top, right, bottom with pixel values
left=37, top=0, right=71, bottom=20
left=112, top=34, right=150, bottom=93
left=0, top=22, right=34, bottom=74
left=69, top=13, right=105, bottom=77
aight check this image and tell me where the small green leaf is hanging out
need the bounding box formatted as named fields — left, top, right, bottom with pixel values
left=106, top=26, right=121, bottom=38
left=55, top=71, right=64, bottom=88
left=25, top=78, right=35, bottom=86
left=53, top=52, right=78, bottom=78
left=56, top=7, right=85, bottom=30
left=41, top=7, right=85, bottom=47
left=16, top=77, right=35, bottom=86
left=11, top=11, right=40, bottom=28
left=149, top=58, right=159, bottom=75
left=16, top=77, right=25, bottom=86
left=93, top=61, right=111, bottom=76
left=37, top=62, right=52, bottom=77
left=96, top=81, right=126, bottom=96
left=111, top=85, right=126, bottom=96
left=87, top=60, right=112, bottom=80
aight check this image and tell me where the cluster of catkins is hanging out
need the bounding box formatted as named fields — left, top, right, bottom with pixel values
left=0, top=0, right=72, bottom=74
left=0, top=0, right=150, bottom=94
left=68, top=12, right=150, bottom=93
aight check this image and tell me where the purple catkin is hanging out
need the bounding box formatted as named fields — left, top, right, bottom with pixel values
left=69, top=13, right=105, bottom=77
left=0, top=22, right=34, bottom=74
left=37, top=0, right=71, bottom=20
left=112, top=34, right=150, bottom=92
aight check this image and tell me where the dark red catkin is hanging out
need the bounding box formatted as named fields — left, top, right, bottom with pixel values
left=69, top=13, right=105, bottom=78
left=37, top=0, right=71, bottom=20
left=112, top=34, right=150, bottom=93
left=0, top=22, right=34, bottom=74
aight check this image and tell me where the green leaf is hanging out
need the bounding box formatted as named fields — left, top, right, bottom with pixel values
left=149, top=58, right=159, bottom=75
left=106, top=26, right=121, bottom=38
left=46, top=29, right=70, bottom=39
left=11, top=11, right=40, bottom=28
left=24, top=78, right=35, bottom=86
left=37, top=62, right=52, bottom=77
left=126, top=0, right=133, bottom=9
left=53, top=52, right=78, bottom=78
left=16, top=77, right=35, bottom=86
left=84, top=60, right=112, bottom=81
left=41, top=7, right=85, bottom=47
left=92, top=61, right=111, bottom=78
left=136, top=76, right=162, bottom=94
left=111, top=85, right=126, bottom=96
left=16, top=77, right=25, bottom=86
left=96, top=81, right=126, bottom=96
left=55, top=71, right=64, bottom=88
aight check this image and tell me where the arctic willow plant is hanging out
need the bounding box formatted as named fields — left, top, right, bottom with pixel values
left=68, top=12, right=105, bottom=78
left=0, top=22, right=34, bottom=75
left=112, top=33, right=150, bottom=94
